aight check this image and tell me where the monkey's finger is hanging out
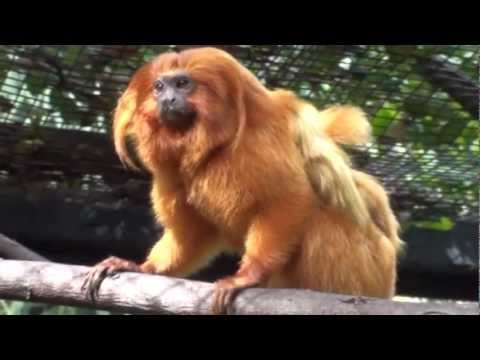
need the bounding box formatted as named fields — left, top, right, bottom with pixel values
left=211, top=288, right=222, bottom=314
left=82, top=269, right=99, bottom=300
left=90, top=267, right=110, bottom=301
left=212, top=289, right=225, bottom=315
left=80, top=274, right=90, bottom=293
left=221, top=289, right=236, bottom=314
left=80, top=269, right=98, bottom=294
left=212, top=288, right=236, bottom=315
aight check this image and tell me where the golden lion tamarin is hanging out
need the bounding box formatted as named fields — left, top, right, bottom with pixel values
left=82, top=47, right=404, bottom=314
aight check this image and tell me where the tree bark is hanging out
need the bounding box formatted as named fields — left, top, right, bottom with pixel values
left=0, top=260, right=477, bottom=315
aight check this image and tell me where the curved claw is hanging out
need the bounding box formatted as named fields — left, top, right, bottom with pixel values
left=81, top=266, right=110, bottom=302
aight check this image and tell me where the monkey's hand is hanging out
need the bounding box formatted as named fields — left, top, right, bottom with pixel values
left=81, top=256, right=142, bottom=302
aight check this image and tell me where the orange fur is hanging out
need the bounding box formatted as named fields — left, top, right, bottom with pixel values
left=106, top=47, right=403, bottom=308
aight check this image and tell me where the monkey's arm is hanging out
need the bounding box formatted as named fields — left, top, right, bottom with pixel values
left=142, top=228, right=221, bottom=277
left=81, top=194, right=220, bottom=300
left=81, top=232, right=219, bottom=301
left=212, top=200, right=311, bottom=314
left=145, top=182, right=223, bottom=276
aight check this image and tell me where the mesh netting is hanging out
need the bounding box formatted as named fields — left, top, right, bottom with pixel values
left=0, top=45, right=478, bottom=223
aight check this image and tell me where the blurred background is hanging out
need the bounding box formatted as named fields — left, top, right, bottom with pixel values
left=0, top=45, right=478, bottom=315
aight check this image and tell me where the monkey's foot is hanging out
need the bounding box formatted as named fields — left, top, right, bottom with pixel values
left=81, top=256, right=141, bottom=302
left=212, top=276, right=260, bottom=315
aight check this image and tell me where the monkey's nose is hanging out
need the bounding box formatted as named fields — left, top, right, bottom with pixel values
left=162, top=97, right=177, bottom=109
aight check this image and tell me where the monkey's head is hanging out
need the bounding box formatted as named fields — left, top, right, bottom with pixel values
left=113, top=47, right=270, bottom=170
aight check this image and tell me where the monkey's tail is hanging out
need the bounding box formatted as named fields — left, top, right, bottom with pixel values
left=317, top=105, right=372, bottom=146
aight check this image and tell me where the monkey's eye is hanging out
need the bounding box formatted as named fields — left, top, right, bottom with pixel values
left=176, top=78, right=191, bottom=90
left=154, top=81, right=165, bottom=93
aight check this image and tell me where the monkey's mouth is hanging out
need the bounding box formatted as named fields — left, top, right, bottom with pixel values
left=160, top=107, right=197, bottom=130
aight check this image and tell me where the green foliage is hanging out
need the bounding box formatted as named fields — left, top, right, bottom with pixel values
left=63, top=47, right=83, bottom=67
left=371, top=102, right=402, bottom=137
left=0, top=300, right=110, bottom=315
left=25, top=70, right=46, bottom=96
left=413, top=217, right=455, bottom=232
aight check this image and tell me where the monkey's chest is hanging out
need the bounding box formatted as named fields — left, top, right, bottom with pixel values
left=187, top=176, right=257, bottom=238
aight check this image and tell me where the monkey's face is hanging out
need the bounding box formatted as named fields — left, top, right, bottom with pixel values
left=146, top=48, right=249, bottom=143
left=153, top=71, right=198, bottom=130
left=113, top=47, right=254, bottom=168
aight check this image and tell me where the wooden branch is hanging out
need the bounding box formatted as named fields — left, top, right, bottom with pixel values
left=0, top=234, right=49, bottom=262
left=0, top=261, right=477, bottom=315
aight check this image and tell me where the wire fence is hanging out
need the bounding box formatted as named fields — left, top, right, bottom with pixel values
left=0, top=45, right=478, bottom=224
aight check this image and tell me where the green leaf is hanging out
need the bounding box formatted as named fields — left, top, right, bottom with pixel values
left=64, top=46, right=83, bottom=66
left=143, top=48, right=158, bottom=62
left=372, top=102, right=400, bottom=137
left=437, top=108, right=474, bottom=143
left=0, top=67, right=7, bottom=86
left=50, top=89, right=78, bottom=125
left=414, top=217, right=455, bottom=232
left=25, top=70, right=47, bottom=96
